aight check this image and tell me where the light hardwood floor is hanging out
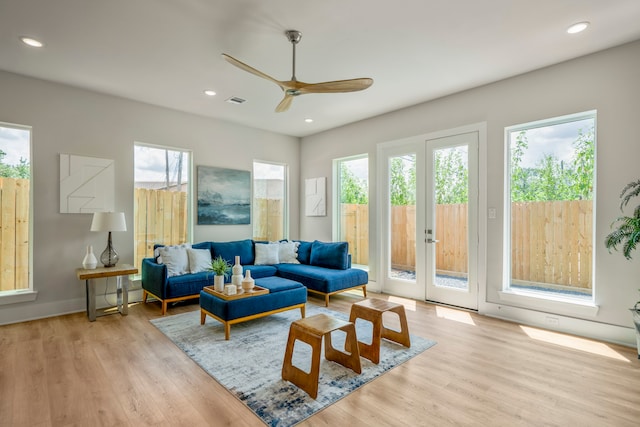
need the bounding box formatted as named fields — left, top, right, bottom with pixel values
left=2, top=292, right=640, bottom=426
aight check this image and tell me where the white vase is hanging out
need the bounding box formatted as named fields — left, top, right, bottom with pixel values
left=242, top=270, right=255, bottom=293
left=214, top=275, right=225, bottom=292
left=232, top=255, right=243, bottom=293
left=631, top=306, right=640, bottom=359
left=82, top=245, right=98, bottom=269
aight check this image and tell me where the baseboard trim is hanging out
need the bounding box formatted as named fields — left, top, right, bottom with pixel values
left=481, top=301, right=636, bottom=348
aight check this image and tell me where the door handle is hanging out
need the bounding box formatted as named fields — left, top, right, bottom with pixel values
left=427, top=238, right=439, bottom=244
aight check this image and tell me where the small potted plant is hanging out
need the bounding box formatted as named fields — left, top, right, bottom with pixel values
left=604, top=179, right=640, bottom=358
left=210, top=255, right=231, bottom=292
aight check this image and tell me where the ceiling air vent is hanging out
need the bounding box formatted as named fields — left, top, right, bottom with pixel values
left=226, top=96, right=246, bottom=104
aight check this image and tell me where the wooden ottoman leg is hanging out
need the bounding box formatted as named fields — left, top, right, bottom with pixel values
left=381, top=306, right=411, bottom=348
left=282, top=323, right=322, bottom=399
left=350, top=305, right=383, bottom=364
left=325, top=324, right=361, bottom=374
left=200, top=310, right=206, bottom=325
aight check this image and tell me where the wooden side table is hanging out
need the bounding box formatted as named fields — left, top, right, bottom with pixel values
left=282, top=313, right=361, bottom=399
left=349, top=298, right=411, bottom=364
left=76, top=264, right=138, bottom=321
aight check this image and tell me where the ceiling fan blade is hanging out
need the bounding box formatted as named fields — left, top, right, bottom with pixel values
left=296, top=78, right=373, bottom=94
left=275, top=94, right=294, bottom=113
left=222, top=53, right=284, bottom=88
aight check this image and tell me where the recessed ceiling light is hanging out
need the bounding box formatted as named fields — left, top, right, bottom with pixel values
left=203, top=90, right=216, bottom=96
left=304, top=118, right=314, bottom=123
left=567, top=22, right=589, bottom=34
left=20, top=37, right=44, bottom=47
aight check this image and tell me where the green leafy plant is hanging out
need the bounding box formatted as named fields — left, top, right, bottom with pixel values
left=209, top=255, right=231, bottom=278
left=605, top=179, right=640, bottom=260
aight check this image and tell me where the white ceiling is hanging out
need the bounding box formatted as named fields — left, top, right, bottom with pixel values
left=2, top=0, right=640, bottom=138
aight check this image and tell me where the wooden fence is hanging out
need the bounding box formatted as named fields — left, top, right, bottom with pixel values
left=133, top=191, right=284, bottom=268
left=341, top=201, right=593, bottom=290
left=253, top=198, right=283, bottom=242
left=134, top=188, right=188, bottom=270
left=0, top=178, right=29, bottom=291
left=130, top=192, right=593, bottom=290
left=511, top=200, right=592, bottom=289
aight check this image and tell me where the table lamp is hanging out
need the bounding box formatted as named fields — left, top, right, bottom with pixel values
left=90, top=212, right=127, bottom=267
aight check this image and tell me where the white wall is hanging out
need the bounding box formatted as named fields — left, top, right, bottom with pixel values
left=300, top=40, right=640, bottom=345
left=0, top=70, right=299, bottom=324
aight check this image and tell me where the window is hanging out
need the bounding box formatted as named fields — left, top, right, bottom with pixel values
left=0, top=123, right=31, bottom=297
left=253, top=161, right=287, bottom=241
left=335, top=155, right=369, bottom=269
left=506, top=111, right=595, bottom=300
left=134, top=144, right=190, bottom=270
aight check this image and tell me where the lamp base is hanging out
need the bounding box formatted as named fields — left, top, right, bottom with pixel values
left=100, top=231, right=119, bottom=267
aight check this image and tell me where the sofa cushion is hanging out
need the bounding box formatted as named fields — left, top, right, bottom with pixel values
left=310, top=240, right=349, bottom=270
left=254, top=243, right=280, bottom=265
left=294, top=240, right=312, bottom=264
left=243, top=265, right=277, bottom=279
left=157, top=244, right=192, bottom=277
left=212, top=239, right=254, bottom=265
left=255, top=276, right=303, bottom=293
left=187, top=248, right=211, bottom=274
left=275, top=263, right=368, bottom=293
left=278, top=241, right=300, bottom=264
left=166, top=271, right=211, bottom=298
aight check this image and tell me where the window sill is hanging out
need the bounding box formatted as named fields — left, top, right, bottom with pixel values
left=0, top=290, right=38, bottom=306
left=498, top=289, right=599, bottom=317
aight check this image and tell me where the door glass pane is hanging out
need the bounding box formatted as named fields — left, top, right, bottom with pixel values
left=253, top=161, right=285, bottom=241
left=389, top=154, right=416, bottom=281
left=433, top=145, right=469, bottom=289
left=338, top=156, right=368, bottom=269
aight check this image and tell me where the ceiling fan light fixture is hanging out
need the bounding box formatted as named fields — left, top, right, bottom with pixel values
left=20, top=36, right=44, bottom=47
left=567, top=21, right=589, bottom=34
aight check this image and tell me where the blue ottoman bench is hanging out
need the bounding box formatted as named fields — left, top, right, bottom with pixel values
left=199, top=276, right=307, bottom=340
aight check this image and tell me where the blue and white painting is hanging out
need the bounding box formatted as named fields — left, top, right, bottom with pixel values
left=197, top=166, right=251, bottom=225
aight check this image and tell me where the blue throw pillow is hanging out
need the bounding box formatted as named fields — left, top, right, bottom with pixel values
left=212, top=239, right=254, bottom=265
left=294, top=240, right=312, bottom=264
left=310, top=240, right=349, bottom=270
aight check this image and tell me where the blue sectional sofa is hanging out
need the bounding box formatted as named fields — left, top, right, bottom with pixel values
left=141, top=239, right=368, bottom=314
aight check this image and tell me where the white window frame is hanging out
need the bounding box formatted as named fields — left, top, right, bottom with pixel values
left=0, top=122, right=36, bottom=305
left=252, top=160, right=289, bottom=240
left=500, top=111, right=598, bottom=317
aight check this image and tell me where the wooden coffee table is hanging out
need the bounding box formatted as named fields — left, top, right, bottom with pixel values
left=281, top=313, right=361, bottom=399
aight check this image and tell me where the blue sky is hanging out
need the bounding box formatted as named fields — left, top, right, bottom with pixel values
left=0, top=126, right=30, bottom=165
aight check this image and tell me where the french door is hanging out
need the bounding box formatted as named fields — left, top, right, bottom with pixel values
left=379, top=131, right=478, bottom=310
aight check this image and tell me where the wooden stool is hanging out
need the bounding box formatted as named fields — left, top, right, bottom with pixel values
left=349, top=299, right=411, bottom=364
left=282, top=313, right=361, bottom=399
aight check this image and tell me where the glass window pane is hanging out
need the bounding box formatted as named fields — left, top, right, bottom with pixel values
left=134, top=145, right=190, bottom=270
left=337, top=156, right=369, bottom=269
left=253, top=161, right=286, bottom=241
left=507, top=115, right=595, bottom=299
left=389, top=154, right=416, bottom=281
left=0, top=124, right=31, bottom=292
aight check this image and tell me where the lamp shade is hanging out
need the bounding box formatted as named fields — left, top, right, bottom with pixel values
left=90, top=212, right=127, bottom=232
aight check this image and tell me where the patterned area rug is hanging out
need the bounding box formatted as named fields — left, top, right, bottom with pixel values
left=150, top=305, right=436, bottom=427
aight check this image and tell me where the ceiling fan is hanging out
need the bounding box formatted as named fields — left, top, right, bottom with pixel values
left=222, top=30, right=373, bottom=112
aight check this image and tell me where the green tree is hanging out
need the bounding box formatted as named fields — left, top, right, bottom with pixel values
left=390, top=155, right=416, bottom=206
left=340, top=163, right=368, bottom=204
left=434, top=148, right=468, bottom=204
left=0, top=150, right=30, bottom=179
left=571, top=127, right=595, bottom=200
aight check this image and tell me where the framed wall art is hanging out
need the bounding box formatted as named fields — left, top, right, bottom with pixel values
left=197, top=166, right=251, bottom=225
left=59, top=154, right=114, bottom=213
left=305, top=177, right=326, bottom=216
